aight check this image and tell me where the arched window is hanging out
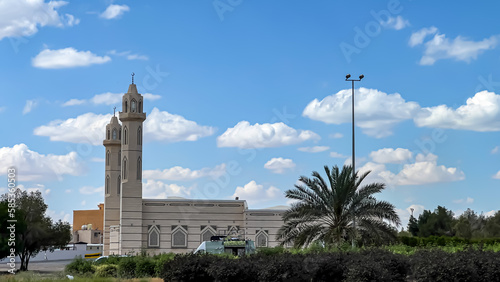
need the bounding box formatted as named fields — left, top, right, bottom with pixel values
left=118, top=151, right=121, bottom=166
left=137, top=157, right=142, bottom=180
left=124, top=100, right=128, bottom=113
left=117, top=175, right=121, bottom=194
left=171, top=226, right=188, bottom=248
left=137, top=127, right=142, bottom=145
left=106, top=175, right=110, bottom=194
left=131, top=99, right=137, bottom=113
left=107, top=130, right=110, bottom=140
left=255, top=231, right=268, bottom=247
left=200, top=226, right=216, bottom=242
left=106, top=150, right=110, bottom=166
left=148, top=225, right=160, bottom=248
left=119, top=128, right=122, bottom=140
left=123, top=157, right=127, bottom=179
left=123, top=127, right=128, bottom=145
left=112, top=128, right=117, bottom=140
left=139, top=101, right=142, bottom=113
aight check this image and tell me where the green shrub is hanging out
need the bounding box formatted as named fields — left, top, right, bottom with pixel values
left=94, top=264, right=118, bottom=278
left=154, top=253, right=176, bottom=277
left=256, top=246, right=286, bottom=255
left=117, top=257, right=137, bottom=279
left=65, top=256, right=95, bottom=276
left=135, top=256, right=156, bottom=277
left=161, top=253, right=214, bottom=281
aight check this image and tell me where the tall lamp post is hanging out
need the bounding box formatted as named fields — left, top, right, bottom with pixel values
left=345, top=73, right=364, bottom=248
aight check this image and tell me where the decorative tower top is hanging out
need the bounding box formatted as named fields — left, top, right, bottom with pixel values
left=131, top=72, right=135, bottom=84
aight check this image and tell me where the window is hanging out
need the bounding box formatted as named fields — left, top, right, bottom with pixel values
left=139, top=101, right=142, bottom=113
left=131, top=99, right=137, bottom=113
left=201, top=226, right=216, bottom=242
left=124, top=100, right=128, bottom=113
left=119, top=128, right=121, bottom=140
left=137, top=127, right=142, bottom=145
left=106, top=150, right=110, bottom=166
left=118, top=151, right=121, bottom=166
left=107, top=130, right=110, bottom=140
left=123, top=127, right=128, bottom=145
left=117, top=176, right=121, bottom=194
left=123, top=157, right=127, bottom=179
left=148, top=225, right=160, bottom=248
left=137, top=157, right=142, bottom=180
left=112, top=128, right=117, bottom=140
left=171, top=226, right=188, bottom=248
left=106, top=175, right=110, bottom=194
left=255, top=231, right=268, bottom=247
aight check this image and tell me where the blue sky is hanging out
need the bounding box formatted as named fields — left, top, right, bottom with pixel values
left=0, top=0, right=499, bottom=228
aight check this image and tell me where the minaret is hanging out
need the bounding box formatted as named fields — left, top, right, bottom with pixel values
left=103, top=110, right=122, bottom=255
left=118, top=74, right=146, bottom=255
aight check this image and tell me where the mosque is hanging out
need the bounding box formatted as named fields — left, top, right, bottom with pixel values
left=102, top=80, right=286, bottom=255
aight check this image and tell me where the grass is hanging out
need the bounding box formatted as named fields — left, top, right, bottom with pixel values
left=0, top=271, right=162, bottom=282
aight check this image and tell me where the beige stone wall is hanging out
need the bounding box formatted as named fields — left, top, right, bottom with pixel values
left=245, top=209, right=285, bottom=247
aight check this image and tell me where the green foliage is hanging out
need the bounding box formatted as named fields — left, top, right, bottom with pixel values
left=65, top=256, right=96, bottom=276
left=117, top=257, right=136, bottom=279
left=0, top=188, right=72, bottom=271
left=135, top=256, right=156, bottom=277
left=256, top=246, right=286, bottom=255
left=94, top=264, right=118, bottom=278
left=277, top=165, right=401, bottom=248
left=153, top=252, right=176, bottom=277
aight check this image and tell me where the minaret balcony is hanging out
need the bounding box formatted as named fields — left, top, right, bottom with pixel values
left=103, top=139, right=122, bottom=146
left=119, top=112, right=146, bottom=122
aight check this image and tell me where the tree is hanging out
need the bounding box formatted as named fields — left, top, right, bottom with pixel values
left=0, top=189, right=71, bottom=271
left=407, top=215, right=419, bottom=236
left=453, top=209, right=486, bottom=240
left=276, top=165, right=400, bottom=248
left=485, top=211, right=500, bottom=237
left=416, top=206, right=455, bottom=237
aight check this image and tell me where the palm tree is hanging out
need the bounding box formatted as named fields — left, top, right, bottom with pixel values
left=277, top=165, right=400, bottom=248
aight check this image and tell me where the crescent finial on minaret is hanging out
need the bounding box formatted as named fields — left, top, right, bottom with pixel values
left=131, top=72, right=135, bottom=84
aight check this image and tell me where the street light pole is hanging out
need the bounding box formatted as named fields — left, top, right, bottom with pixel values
left=345, top=74, right=364, bottom=248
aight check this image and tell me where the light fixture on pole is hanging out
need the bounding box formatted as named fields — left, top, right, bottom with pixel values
left=345, top=73, right=364, bottom=248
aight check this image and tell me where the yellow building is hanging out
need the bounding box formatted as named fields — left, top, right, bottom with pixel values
left=72, top=203, right=104, bottom=244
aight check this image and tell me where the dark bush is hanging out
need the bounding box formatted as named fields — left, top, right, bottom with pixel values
left=161, top=253, right=215, bottom=282
left=343, top=249, right=408, bottom=282
left=411, top=249, right=479, bottom=282
left=303, top=253, right=345, bottom=281
left=207, top=256, right=257, bottom=282
left=256, top=253, right=310, bottom=282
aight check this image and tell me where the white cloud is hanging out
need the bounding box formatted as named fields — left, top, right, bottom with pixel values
left=357, top=150, right=465, bottom=186
left=264, top=158, right=296, bottom=174
left=143, top=180, right=192, bottom=199
left=46, top=209, right=71, bottom=223
left=494, top=170, right=500, bottom=179
left=298, top=146, right=330, bottom=153
left=108, top=50, right=148, bottom=61
left=453, top=197, right=474, bottom=204
left=143, top=163, right=227, bottom=181
left=34, top=108, right=215, bottom=145
left=64, top=92, right=160, bottom=107
left=100, top=4, right=130, bottom=20
left=81, top=200, right=86, bottom=206
left=485, top=210, right=497, bottom=217
left=409, top=26, right=438, bottom=47
left=34, top=112, right=112, bottom=146
left=492, top=146, right=499, bottom=154
left=0, top=144, right=84, bottom=181
left=370, top=148, right=413, bottom=164
left=23, top=100, right=38, bottom=114
left=232, top=181, right=283, bottom=206
left=410, top=27, right=498, bottom=65
left=303, top=88, right=420, bottom=138
left=91, top=157, right=105, bottom=163
left=32, top=47, right=111, bottom=69
left=414, top=91, right=500, bottom=131
left=329, top=133, right=343, bottom=139
left=62, top=98, right=86, bottom=106
left=0, top=0, right=78, bottom=40
left=330, top=152, right=347, bottom=158
left=380, top=16, right=409, bottom=30
left=145, top=108, right=215, bottom=142
left=394, top=153, right=465, bottom=185
left=217, top=121, right=319, bottom=148
left=79, top=186, right=104, bottom=195
left=17, top=184, right=51, bottom=196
